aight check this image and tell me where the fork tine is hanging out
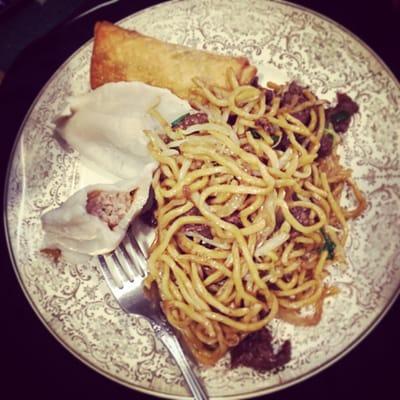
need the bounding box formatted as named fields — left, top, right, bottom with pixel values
left=117, top=242, right=142, bottom=280
left=98, top=254, right=124, bottom=290
left=98, top=227, right=148, bottom=292
left=125, top=228, right=147, bottom=276
left=128, top=225, right=148, bottom=258
left=111, top=250, right=134, bottom=283
left=100, top=238, right=208, bottom=399
left=121, top=236, right=144, bottom=278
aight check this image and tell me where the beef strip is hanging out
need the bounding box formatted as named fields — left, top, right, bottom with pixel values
left=292, top=108, right=311, bottom=125
left=223, top=211, right=243, bottom=228
left=274, top=209, right=285, bottom=232
left=185, top=207, right=201, bottom=216
left=230, top=328, right=291, bottom=372
left=282, top=81, right=304, bottom=104
left=281, top=81, right=311, bottom=125
left=180, top=224, right=213, bottom=239
left=291, top=206, right=311, bottom=226
left=317, top=133, right=334, bottom=159
left=227, top=114, right=237, bottom=126
left=255, top=117, right=275, bottom=134
left=180, top=207, right=213, bottom=239
left=250, top=76, right=275, bottom=105
left=290, top=206, right=311, bottom=238
left=275, top=133, right=291, bottom=151
left=174, top=112, right=208, bottom=129
left=326, top=93, right=359, bottom=133
left=250, top=76, right=259, bottom=87
left=265, top=89, right=275, bottom=105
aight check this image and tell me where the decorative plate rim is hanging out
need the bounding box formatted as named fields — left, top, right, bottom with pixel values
left=3, top=0, right=400, bottom=399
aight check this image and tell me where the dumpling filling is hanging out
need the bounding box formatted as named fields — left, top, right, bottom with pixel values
left=41, top=171, right=153, bottom=263
left=86, top=190, right=136, bottom=229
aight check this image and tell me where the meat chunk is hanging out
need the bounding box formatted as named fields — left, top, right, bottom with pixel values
left=223, top=211, right=243, bottom=228
left=289, top=206, right=311, bottom=238
left=265, top=89, right=275, bottom=105
left=317, top=133, right=334, bottom=159
left=86, top=190, right=134, bottom=229
left=250, top=76, right=259, bottom=87
left=291, top=206, right=311, bottom=226
left=249, top=76, right=275, bottom=105
left=180, top=207, right=212, bottom=239
left=289, top=229, right=301, bottom=239
left=256, top=117, right=295, bottom=150
left=174, top=112, right=208, bottom=129
left=292, top=109, right=311, bottom=125
left=231, top=328, right=291, bottom=371
left=282, top=81, right=304, bottom=104
left=274, top=209, right=285, bottom=232
left=326, top=93, right=359, bottom=133
left=281, top=81, right=311, bottom=125
left=180, top=224, right=212, bottom=239
left=227, top=114, right=237, bottom=126
left=185, top=207, right=201, bottom=216
left=275, top=133, right=291, bottom=151
left=182, top=185, right=191, bottom=199
left=41, top=248, right=62, bottom=262
left=255, top=117, right=275, bottom=134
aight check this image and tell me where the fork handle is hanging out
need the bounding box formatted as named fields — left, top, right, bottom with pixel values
left=151, top=321, right=208, bottom=400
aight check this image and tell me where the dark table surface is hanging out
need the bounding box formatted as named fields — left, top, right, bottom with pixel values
left=1, top=1, right=399, bottom=399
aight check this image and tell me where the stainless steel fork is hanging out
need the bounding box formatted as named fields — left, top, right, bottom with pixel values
left=97, top=227, right=208, bottom=400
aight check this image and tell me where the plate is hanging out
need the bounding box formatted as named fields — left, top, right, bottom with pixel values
left=4, top=0, right=400, bottom=398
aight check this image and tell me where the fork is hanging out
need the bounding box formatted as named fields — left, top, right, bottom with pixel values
left=97, top=227, right=208, bottom=400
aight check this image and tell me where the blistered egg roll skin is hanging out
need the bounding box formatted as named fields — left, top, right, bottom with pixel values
left=90, top=21, right=257, bottom=99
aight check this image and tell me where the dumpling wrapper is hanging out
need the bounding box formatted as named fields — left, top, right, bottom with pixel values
left=41, top=166, right=153, bottom=263
left=43, top=81, right=192, bottom=262
left=55, top=81, right=191, bottom=181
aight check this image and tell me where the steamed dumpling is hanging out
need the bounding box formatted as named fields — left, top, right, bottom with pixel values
left=41, top=166, right=153, bottom=263
left=42, top=82, right=193, bottom=261
left=55, top=81, right=191, bottom=180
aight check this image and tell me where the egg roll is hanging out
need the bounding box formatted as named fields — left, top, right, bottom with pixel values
left=90, top=21, right=257, bottom=99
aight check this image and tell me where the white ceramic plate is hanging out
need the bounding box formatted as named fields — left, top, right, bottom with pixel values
left=5, top=0, right=400, bottom=399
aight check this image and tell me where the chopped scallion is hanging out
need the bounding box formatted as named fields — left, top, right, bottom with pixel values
left=320, top=228, right=336, bottom=260
left=271, top=134, right=279, bottom=144
left=250, top=128, right=261, bottom=139
left=171, top=113, right=190, bottom=128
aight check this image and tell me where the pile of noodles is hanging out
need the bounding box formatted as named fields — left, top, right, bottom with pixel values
left=143, top=69, right=366, bottom=365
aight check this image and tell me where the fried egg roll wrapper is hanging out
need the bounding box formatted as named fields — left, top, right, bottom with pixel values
left=90, top=21, right=257, bottom=99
